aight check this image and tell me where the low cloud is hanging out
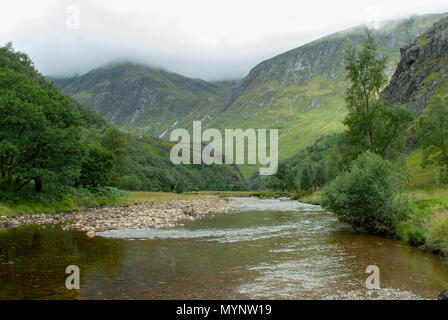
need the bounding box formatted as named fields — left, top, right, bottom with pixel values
left=3, top=0, right=448, bottom=81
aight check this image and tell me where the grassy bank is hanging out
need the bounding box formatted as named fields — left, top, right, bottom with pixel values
left=295, top=190, right=323, bottom=205
left=298, top=187, right=448, bottom=256
left=396, top=187, right=448, bottom=255
left=0, top=188, right=206, bottom=217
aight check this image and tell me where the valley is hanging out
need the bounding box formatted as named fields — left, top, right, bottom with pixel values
left=52, top=13, right=447, bottom=178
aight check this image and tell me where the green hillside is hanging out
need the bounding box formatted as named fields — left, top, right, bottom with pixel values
left=52, top=14, right=447, bottom=178
left=50, top=63, right=235, bottom=136
left=208, top=14, right=447, bottom=168
left=0, top=44, right=245, bottom=197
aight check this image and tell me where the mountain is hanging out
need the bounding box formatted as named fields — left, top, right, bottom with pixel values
left=207, top=14, right=447, bottom=159
left=50, top=63, right=235, bottom=137
left=382, top=16, right=448, bottom=113
left=0, top=44, right=246, bottom=193
left=51, top=13, right=447, bottom=177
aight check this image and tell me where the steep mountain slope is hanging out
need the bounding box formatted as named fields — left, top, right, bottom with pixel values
left=51, top=63, right=235, bottom=136
left=382, top=16, right=448, bottom=113
left=208, top=14, right=447, bottom=161
left=51, top=14, right=447, bottom=178
left=0, top=44, right=246, bottom=192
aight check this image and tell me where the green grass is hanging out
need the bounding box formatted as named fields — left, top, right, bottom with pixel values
left=407, top=150, right=441, bottom=186
left=396, top=187, right=448, bottom=255
left=422, top=71, right=441, bottom=84
left=297, top=190, right=323, bottom=205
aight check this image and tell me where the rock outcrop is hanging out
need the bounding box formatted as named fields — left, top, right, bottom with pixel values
left=382, top=17, right=448, bottom=113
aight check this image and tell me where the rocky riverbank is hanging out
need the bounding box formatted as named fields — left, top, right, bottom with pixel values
left=0, top=197, right=232, bottom=237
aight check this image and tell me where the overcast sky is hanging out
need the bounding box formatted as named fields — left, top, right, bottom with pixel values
left=1, top=0, right=448, bottom=81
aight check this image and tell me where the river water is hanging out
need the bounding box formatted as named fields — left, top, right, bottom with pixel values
left=0, top=197, right=447, bottom=300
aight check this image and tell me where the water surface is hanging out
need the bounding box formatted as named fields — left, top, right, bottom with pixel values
left=0, top=198, right=447, bottom=299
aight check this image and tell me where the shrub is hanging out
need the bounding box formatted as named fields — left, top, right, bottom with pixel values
left=115, top=174, right=142, bottom=191
left=395, top=212, right=429, bottom=246
left=322, top=151, right=406, bottom=235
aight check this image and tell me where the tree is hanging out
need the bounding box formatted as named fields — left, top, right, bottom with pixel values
left=101, top=127, right=128, bottom=162
left=299, top=165, right=313, bottom=191
left=313, top=162, right=327, bottom=188
left=322, top=151, right=405, bottom=235
left=0, top=68, right=84, bottom=193
left=415, top=95, right=448, bottom=183
left=270, top=163, right=298, bottom=191
left=79, top=145, right=115, bottom=187
left=342, top=29, right=413, bottom=161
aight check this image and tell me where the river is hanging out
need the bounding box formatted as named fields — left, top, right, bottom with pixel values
left=0, top=197, right=447, bottom=299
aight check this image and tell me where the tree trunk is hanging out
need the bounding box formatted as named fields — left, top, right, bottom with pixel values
left=6, top=172, right=14, bottom=193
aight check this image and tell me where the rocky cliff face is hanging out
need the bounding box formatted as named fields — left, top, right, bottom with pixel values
left=382, top=17, right=448, bottom=113
left=222, top=15, right=448, bottom=112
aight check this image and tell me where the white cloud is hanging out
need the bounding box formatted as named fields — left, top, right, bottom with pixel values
left=1, top=0, right=448, bottom=80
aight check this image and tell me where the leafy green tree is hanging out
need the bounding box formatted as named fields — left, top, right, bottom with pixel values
left=343, top=29, right=413, bottom=160
left=322, top=151, right=406, bottom=235
left=299, top=165, right=313, bottom=191
left=79, top=145, right=115, bottom=187
left=270, top=163, right=288, bottom=191
left=415, top=95, right=448, bottom=183
left=101, top=127, right=128, bottom=162
left=313, top=162, right=327, bottom=188
left=270, top=163, right=298, bottom=191
left=0, top=68, right=84, bottom=193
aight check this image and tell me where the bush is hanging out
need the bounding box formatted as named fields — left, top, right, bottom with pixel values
left=395, top=212, right=429, bottom=246
left=322, top=151, right=406, bottom=235
left=115, top=174, right=143, bottom=191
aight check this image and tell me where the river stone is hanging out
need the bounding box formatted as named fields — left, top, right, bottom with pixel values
left=0, top=197, right=231, bottom=233
left=86, top=230, right=96, bottom=238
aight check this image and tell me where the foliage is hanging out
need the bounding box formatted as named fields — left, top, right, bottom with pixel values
left=115, top=175, right=143, bottom=191
left=414, top=95, right=448, bottom=183
left=426, top=212, right=448, bottom=255
left=269, top=163, right=298, bottom=191
left=0, top=64, right=85, bottom=193
left=79, top=145, right=115, bottom=187
left=101, top=126, right=128, bottom=163
left=261, top=134, right=340, bottom=192
left=342, top=29, right=413, bottom=161
left=322, top=151, right=406, bottom=235
left=0, top=44, right=247, bottom=201
left=299, top=165, right=313, bottom=191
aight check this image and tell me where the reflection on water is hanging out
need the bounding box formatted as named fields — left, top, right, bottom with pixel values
left=0, top=198, right=447, bottom=300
